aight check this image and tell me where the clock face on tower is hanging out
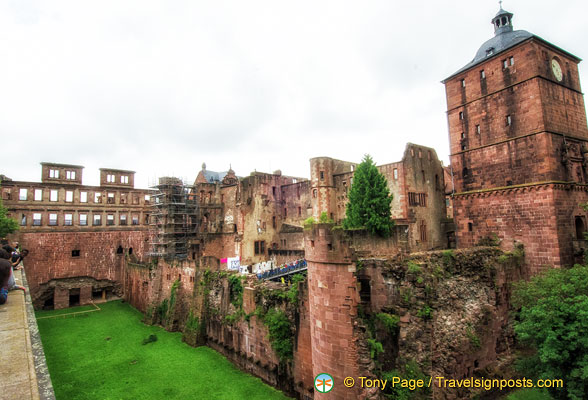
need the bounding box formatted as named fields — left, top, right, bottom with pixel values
left=551, top=59, right=563, bottom=82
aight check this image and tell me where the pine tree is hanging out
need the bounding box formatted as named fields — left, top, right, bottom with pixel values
left=343, top=155, right=394, bottom=237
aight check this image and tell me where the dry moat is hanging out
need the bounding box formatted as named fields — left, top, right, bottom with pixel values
left=35, top=300, right=289, bottom=400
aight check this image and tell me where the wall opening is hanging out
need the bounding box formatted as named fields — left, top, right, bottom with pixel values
left=359, top=277, right=371, bottom=305
left=43, top=295, right=54, bottom=310
left=92, top=289, right=104, bottom=301
left=575, top=216, right=586, bottom=240
left=69, top=288, right=81, bottom=307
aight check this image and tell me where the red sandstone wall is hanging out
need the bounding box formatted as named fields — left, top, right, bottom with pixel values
left=19, top=230, right=149, bottom=297
left=553, top=186, right=588, bottom=266
left=445, top=40, right=584, bottom=114
left=124, top=264, right=153, bottom=312
left=305, top=225, right=363, bottom=400
left=292, top=281, right=315, bottom=399
left=451, top=133, right=559, bottom=192
left=453, top=184, right=588, bottom=271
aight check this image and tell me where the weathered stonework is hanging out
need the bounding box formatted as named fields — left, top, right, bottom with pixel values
left=444, top=12, right=588, bottom=271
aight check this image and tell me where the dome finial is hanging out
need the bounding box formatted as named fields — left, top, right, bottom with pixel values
left=499, top=0, right=503, bottom=9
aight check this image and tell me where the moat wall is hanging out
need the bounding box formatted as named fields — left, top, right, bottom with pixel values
left=123, top=226, right=524, bottom=400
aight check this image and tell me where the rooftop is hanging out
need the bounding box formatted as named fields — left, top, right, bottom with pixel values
left=443, top=6, right=580, bottom=82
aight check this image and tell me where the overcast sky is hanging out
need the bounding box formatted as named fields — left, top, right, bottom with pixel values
left=1, top=0, right=587, bottom=188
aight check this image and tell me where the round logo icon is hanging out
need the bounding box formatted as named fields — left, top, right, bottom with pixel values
left=314, top=373, right=334, bottom=393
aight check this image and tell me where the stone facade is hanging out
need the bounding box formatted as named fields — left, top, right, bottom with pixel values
left=1, top=163, right=152, bottom=308
left=311, top=143, right=448, bottom=252
left=444, top=9, right=588, bottom=270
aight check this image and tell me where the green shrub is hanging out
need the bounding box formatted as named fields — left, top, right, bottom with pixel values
left=228, top=274, right=244, bottom=309
left=224, top=310, right=245, bottom=325
left=318, top=211, right=333, bottom=223
left=417, top=305, right=432, bottom=320
left=513, top=264, right=588, bottom=400
left=141, top=334, right=157, bottom=345
left=286, top=274, right=306, bottom=306
left=263, top=309, right=293, bottom=363
left=381, top=360, right=430, bottom=399
left=368, top=338, right=384, bottom=359
left=407, top=261, right=421, bottom=275
left=185, top=312, right=200, bottom=332
left=441, top=250, right=455, bottom=267
left=465, top=325, right=481, bottom=349
left=157, top=299, right=169, bottom=322
left=400, top=287, right=413, bottom=304
left=375, top=313, right=399, bottom=332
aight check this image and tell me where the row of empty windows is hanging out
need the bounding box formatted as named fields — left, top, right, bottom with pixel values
left=13, top=188, right=150, bottom=204
left=271, top=186, right=302, bottom=200
left=460, top=56, right=515, bottom=88
left=409, top=148, right=434, bottom=161
left=48, top=169, right=77, bottom=180
left=457, top=115, right=512, bottom=150
left=106, top=174, right=130, bottom=184
left=21, top=212, right=148, bottom=227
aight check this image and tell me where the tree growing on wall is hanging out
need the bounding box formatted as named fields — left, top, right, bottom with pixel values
left=343, top=154, right=394, bottom=237
left=0, top=198, right=18, bottom=238
left=513, top=264, right=588, bottom=400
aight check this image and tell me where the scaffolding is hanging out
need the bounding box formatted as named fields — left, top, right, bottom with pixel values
left=148, top=177, right=199, bottom=260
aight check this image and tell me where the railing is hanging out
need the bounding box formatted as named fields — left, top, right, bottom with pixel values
left=257, top=259, right=307, bottom=281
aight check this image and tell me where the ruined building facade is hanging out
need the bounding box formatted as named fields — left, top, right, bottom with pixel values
left=311, top=143, right=450, bottom=252
left=1, top=163, right=152, bottom=309
left=1, top=142, right=447, bottom=309
left=3, top=6, right=587, bottom=400
left=444, top=7, right=588, bottom=272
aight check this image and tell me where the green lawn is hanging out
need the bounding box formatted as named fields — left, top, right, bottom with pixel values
left=36, top=300, right=290, bottom=400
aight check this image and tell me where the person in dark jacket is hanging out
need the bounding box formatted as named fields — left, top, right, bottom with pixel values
left=0, top=250, right=13, bottom=304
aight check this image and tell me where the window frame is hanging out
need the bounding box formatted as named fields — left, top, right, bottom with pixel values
left=49, top=213, right=58, bottom=226
left=33, top=213, right=42, bottom=226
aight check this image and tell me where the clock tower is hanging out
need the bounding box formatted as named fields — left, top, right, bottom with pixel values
left=443, top=6, right=588, bottom=272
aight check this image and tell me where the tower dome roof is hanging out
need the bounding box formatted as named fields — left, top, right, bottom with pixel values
left=443, top=6, right=580, bottom=82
